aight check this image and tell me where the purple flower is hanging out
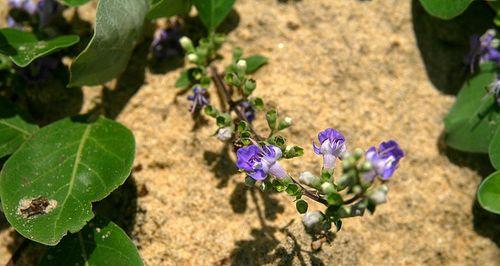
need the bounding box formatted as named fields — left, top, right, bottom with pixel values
left=8, top=0, right=37, bottom=15
left=7, top=0, right=37, bottom=28
left=236, top=144, right=287, bottom=180
left=364, top=140, right=404, bottom=182
left=187, top=87, right=209, bottom=113
left=150, top=26, right=183, bottom=59
left=465, top=30, right=500, bottom=72
left=313, top=128, right=346, bottom=170
left=239, top=101, right=255, bottom=123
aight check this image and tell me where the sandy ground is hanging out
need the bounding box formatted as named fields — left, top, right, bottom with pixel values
left=1, top=0, right=499, bottom=265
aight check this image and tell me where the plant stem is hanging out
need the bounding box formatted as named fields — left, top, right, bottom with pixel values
left=289, top=176, right=329, bottom=206
left=209, top=66, right=264, bottom=140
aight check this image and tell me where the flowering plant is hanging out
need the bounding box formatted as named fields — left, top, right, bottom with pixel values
left=175, top=3, right=405, bottom=249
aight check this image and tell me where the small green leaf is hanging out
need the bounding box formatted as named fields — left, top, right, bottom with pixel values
left=39, top=216, right=143, bottom=266
left=204, top=105, right=219, bottom=118
left=245, top=55, right=268, bottom=74
left=0, top=116, right=135, bottom=245
left=286, top=184, right=301, bottom=197
left=58, top=0, right=92, bottom=7
left=250, top=97, right=264, bottom=110
left=0, top=28, right=79, bottom=67
left=69, top=0, right=149, bottom=87
left=0, top=97, right=38, bottom=158
left=326, top=192, right=343, bottom=206
left=444, top=63, right=500, bottom=153
left=490, top=128, right=500, bottom=170
left=175, top=70, right=191, bottom=89
left=477, top=170, right=500, bottom=214
left=419, top=0, right=473, bottom=19
left=192, top=0, right=236, bottom=32
left=284, top=146, right=303, bottom=159
left=272, top=179, right=287, bottom=192
left=148, top=0, right=192, bottom=19
left=266, top=109, right=278, bottom=130
left=296, top=199, right=308, bottom=214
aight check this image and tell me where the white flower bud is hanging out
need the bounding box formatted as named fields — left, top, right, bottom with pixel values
left=217, top=127, right=233, bottom=141
left=236, top=59, right=247, bottom=72
left=299, top=171, right=320, bottom=187
left=321, top=182, right=335, bottom=194
left=302, top=211, right=323, bottom=230
left=284, top=117, right=292, bottom=124
left=187, top=53, right=198, bottom=63
left=179, top=36, right=193, bottom=50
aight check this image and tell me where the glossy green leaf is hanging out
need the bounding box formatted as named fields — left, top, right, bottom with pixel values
left=444, top=63, right=500, bottom=153
left=69, top=0, right=149, bottom=87
left=58, top=0, right=91, bottom=7
left=0, top=28, right=79, bottom=67
left=478, top=170, right=500, bottom=214
left=175, top=70, right=190, bottom=88
left=192, top=0, right=235, bottom=32
left=148, top=0, right=192, bottom=19
left=296, top=199, right=308, bottom=214
left=0, top=97, right=38, bottom=158
left=489, top=128, right=500, bottom=169
left=0, top=116, right=135, bottom=245
left=245, top=55, right=268, bottom=74
left=39, top=216, right=143, bottom=266
left=419, top=0, right=473, bottom=19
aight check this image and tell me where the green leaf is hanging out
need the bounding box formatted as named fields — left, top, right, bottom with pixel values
left=444, top=63, right=500, bottom=153
left=489, top=128, right=500, bottom=170
left=192, top=0, right=236, bottom=32
left=272, top=179, right=287, bottom=192
left=68, top=0, right=149, bottom=87
left=245, top=55, right=268, bottom=74
left=175, top=70, right=191, bottom=89
left=419, top=0, right=473, bottom=19
left=0, top=28, right=79, bottom=67
left=39, top=216, right=143, bottom=266
left=148, top=0, right=192, bottom=19
left=58, top=0, right=92, bottom=7
left=295, top=199, right=308, bottom=214
left=285, top=184, right=301, bottom=197
left=0, top=116, right=135, bottom=245
left=477, top=170, right=500, bottom=214
left=0, top=97, right=38, bottom=158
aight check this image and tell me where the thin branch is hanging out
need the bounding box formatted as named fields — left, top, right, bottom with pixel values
left=209, top=66, right=264, bottom=140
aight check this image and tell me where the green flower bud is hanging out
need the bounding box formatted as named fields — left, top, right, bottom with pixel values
left=243, top=79, right=256, bottom=95
left=278, top=117, right=292, bottom=130
left=187, top=53, right=198, bottom=63
left=353, top=148, right=364, bottom=160
left=359, top=161, right=373, bottom=172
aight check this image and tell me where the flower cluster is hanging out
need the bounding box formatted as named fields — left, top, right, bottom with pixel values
left=7, top=0, right=60, bottom=29
left=177, top=30, right=405, bottom=244
left=150, top=25, right=183, bottom=59
left=466, top=29, right=500, bottom=72
left=236, top=127, right=404, bottom=238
